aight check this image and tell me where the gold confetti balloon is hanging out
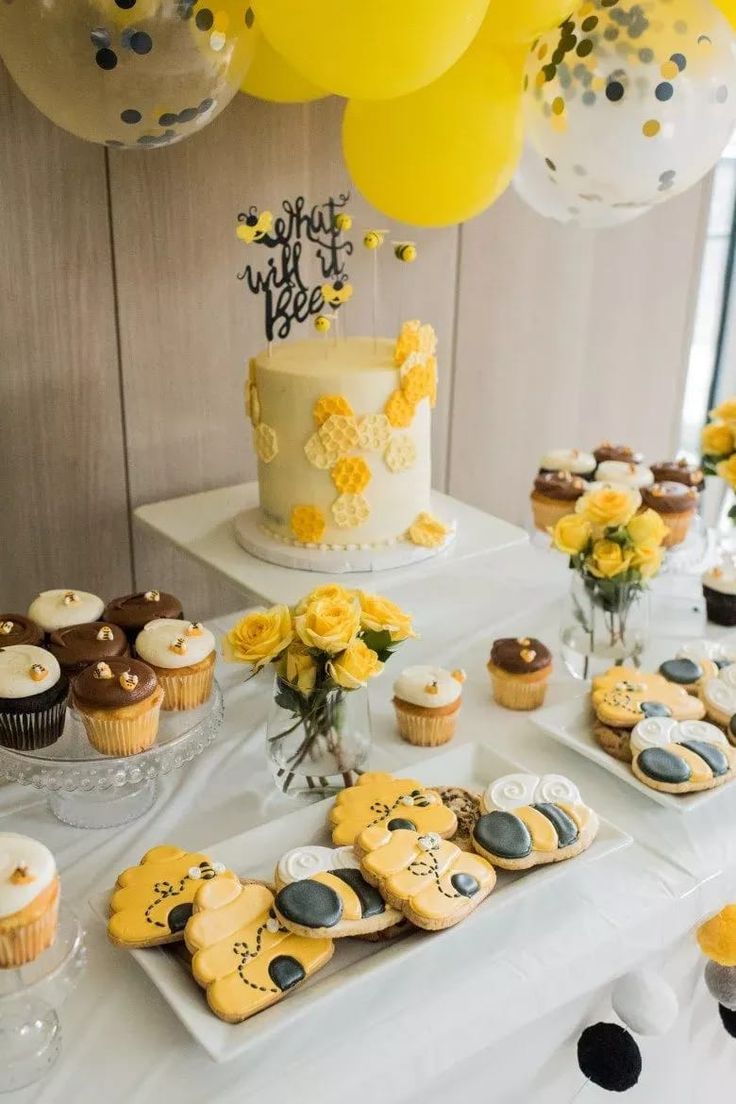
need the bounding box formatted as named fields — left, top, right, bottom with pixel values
left=523, top=0, right=736, bottom=212
left=0, top=0, right=256, bottom=148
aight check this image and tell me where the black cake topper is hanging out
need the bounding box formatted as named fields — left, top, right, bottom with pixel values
left=236, top=193, right=354, bottom=342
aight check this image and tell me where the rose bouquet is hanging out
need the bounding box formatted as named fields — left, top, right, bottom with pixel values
left=224, top=584, right=415, bottom=794
left=551, top=485, right=667, bottom=676
left=702, top=398, right=736, bottom=519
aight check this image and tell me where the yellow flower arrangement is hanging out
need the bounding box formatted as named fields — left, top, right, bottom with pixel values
left=718, top=454, right=736, bottom=491
left=702, top=421, right=735, bottom=459
left=358, top=592, right=416, bottom=642
left=627, top=508, right=668, bottom=547
left=551, top=514, right=591, bottom=556
left=295, top=593, right=361, bottom=655
left=575, top=485, right=641, bottom=530
left=223, top=604, right=293, bottom=668
left=280, top=643, right=318, bottom=697
left=711, top=398, right=736, bottom=425
left=702, top=399, right=736, bottom=506
left=551, top=496, right=667, bottom=590
left=588, top=540, right=633, bottom=579
left=327, top=639, right=384, bottom=689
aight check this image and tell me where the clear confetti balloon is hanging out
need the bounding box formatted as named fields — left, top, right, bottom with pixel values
left=0, top=0, right=256, bottom=149
left=513, top=141, right=650, bottom=227
left=523, top=0, right=736, bottom=214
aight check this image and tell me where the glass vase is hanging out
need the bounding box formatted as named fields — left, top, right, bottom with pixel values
left=560, top=572, right=650, bottom=681
left=266, top=676, right=372, bottom=798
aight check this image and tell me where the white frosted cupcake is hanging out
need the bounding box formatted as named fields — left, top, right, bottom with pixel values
left=539, top=448, right=596, bottom=479
left=27, top=589, right=104, bottom=634
left=134, top=619, right=216, bottom=711
left=0, top=645, right=68, bottom=750
left=0, top=834, right=60, bottom=967
left=595, top=461, right=654, bottom=489
left=393, top=665, right=465, bottom=747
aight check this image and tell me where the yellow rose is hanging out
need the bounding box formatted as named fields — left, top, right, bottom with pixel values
left=295, top=594, right=361, bottom=655
left=631, top=540, right=664, bottom=580
left=627, top=508, right=668, bottom=547
left=588, top=540, right=633, bottom=579
left=295, top=584, right=354, bottom=615
left=223, top=604, right=293, bottom=668
left=718, top=455, right=736, bottom=491
left=711, top=397, right=736, bottom=424
left=551, top=513, right=592, bottom=556
left=702, top=421, right=735, bottom=458
left=327, top=639, right=384, bottom=689
left=358, top=593, right=416, bottom=642
left=280, top=644, right=318, bottom=696
left=576, top=485, right=641, bottom=529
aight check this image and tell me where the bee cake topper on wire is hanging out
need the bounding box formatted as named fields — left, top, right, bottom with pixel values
left=235, top=193, right=354, bottom=347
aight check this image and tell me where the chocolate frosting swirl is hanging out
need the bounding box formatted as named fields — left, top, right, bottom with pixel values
left=593, top=443, right=643, bottom=464
left=532, top=471, right=586, bottom=502
left=490, top=637, right=552, bottom=674
left=641, top=481, right=698, bottom=514
left=0, top=615, right=43, bottom=648
left=103, top=592, right=183, bottom=632
left=72, top=657, right=159, bottom=709
left=47, top=622, right=129, bottom=675
left=650, top=459, right=704, bottom=489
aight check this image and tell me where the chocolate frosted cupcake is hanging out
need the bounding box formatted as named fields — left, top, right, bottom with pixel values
left=134, top=619, right=215, bottom=710
left=27, top=589, right=104, bottom=634
left=72, top=658, right=164, bottom=756
left=593, top=443, right=643, bottom=465
left=0, top=645, right=69, bottom=750
left=530, top=471, right=586, bottom=533
left=0, top=615, right=43, bottom=648
left=641, top=482, right=698, bottom=547
left=487, top=637, right=552, bottom=711
left=47, top=622, right=129, bottom=678
left=538, top=449, right=596, bottom=480
left=651, top=458, right=705, bottom=493
left=104, top=590, right=183, bottom=646
left=703, top=564, right=736, bottom=627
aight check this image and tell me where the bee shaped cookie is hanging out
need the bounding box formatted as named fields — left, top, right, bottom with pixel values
left=630, top=717, right=736, bottom=794
left=355, top=826, right=495, bottom=930
left=185, top=880, right=333, bottom=1023
left=592, top=667, right=706, bottom=728
left=329, top=772, right=457, bottom=847
left=107, top=845, right=237, bottom=948
left=472, top=774, right=599, bottom=871
left=699, top=665, right=736, bottom=733
left=272, top=845, right=408, bottom=942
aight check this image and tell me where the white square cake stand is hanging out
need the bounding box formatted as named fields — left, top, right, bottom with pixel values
left=134, top=482, right=527, bottom=606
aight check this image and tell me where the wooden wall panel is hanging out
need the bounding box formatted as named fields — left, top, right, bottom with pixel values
left=0, top=64, right=132, bottom=609
left=448, top=182, right=711, bottom=526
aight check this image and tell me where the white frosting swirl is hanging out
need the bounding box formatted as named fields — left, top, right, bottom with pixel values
left=0, top=645, right=61, bottom=699
left=393, top=665, right=463, bottom=708
left=134, top=619, right=215, bottom=669
left=703, top=678, right=736, bottom=716
left=703, top=563, right=736, bottom=596
left=678, top=640, right=736, bottom=664
left=0, top=833, right=56, bottom=918
left=631, top=715, right=727, bottom=755
left=276, top=845, right=359, bottom=885
left=485, top=773, right=582, bottom=811
left=719, top=664, right=736, bottom=690
left=27, top=589, right=104, bottom=632
left=534, top=774, right=582, bottom=806
left=539, top=449, right=596, bottom=475
left=595, top=461, right=654, bottom=488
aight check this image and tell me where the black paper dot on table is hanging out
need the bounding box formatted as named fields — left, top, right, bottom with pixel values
left=130, top=31, right=153, bottom=54
left=196, top=8, right=214, bottom=30
left=121, top=109, right=141, bottom=124
left=96, top=48, right=118, bottom=70
left=577, top=1022, right=642, bottom=1093
left=720, top=1004, right=736, bottom=1038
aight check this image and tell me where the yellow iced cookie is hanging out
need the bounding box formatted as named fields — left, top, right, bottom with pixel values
left=329, top=772, right=457, bottom=847
left=591, top=667, right=705, bottom=728
left=356, top=826, right=495, bottom=930
left=107, top=845, right=238, bottom=948
left=185, top=879, right=333, bottom=1023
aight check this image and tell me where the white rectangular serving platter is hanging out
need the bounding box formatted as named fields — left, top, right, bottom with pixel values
left=89, top=740, right=631, bottom=1063
left=533, top=697, right=735, bottom=814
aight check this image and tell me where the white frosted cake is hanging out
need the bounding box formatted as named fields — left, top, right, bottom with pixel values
left=245, top=321, right=451, bottom=557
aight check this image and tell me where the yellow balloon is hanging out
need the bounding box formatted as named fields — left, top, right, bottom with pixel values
left=254, top=0, right=491, bottom=100
left=0, top=0, right=256, bottom=148
left=342, top=31, right=523, bottom=227
left=485, top=0, right=575, bottom=44
left=242, top=30, right=327, bottom=102
left=714, top=0, right=736, bottom=29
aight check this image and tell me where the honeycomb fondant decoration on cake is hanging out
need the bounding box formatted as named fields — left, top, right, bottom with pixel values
left=290, top=505, right=326, bottom=544
left=630, top=716, right=736, bottom=794
left=385, top=389, right=416, bottom=429
left=394, top=320, right=437, bottom=367
left=313, top=394, right=354, bottom=427
left=185, top=880, right=333, bottom=1023
left=107, top=845, right=237, bottom=948
left=304, top=433, right=336, bottom=471
left=254, top=422, right=278, bottom=464
left=401, top=356, right=437, bottom=407
left=357, top=414, right=391, bottom=452
left=472, top=772, right=599, bottom=871
left=331, top=456, right=372, bottom=494
left=408, top=512, right=451, bottom=549
left=332, top=493, right=371, bottom=529
left=318, top=413, right=360, bottom=457
left=274, top=866, right=402, bottom=939
left=384, top=435, right=417, bottom=473
left=591, top=667, right=706, bottom=728
left=355, top=826, right=496, bottom=930
left=329, top=772, right=457, bottom=847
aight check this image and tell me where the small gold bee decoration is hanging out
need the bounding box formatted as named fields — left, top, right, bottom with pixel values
left=424, top=680, right=440, bottom=696
left=96, top=625, right=114, bottom=641
left=94, top=662, right=114, bottom=680
left=29, top=663, right=48, bottom=682
left=0, top=621, right=13, bottom=635
left=186, top=622, right=205, bottom=637
left=393, top=241, right=417, bottom=263
left=170, top=637, right=188, bottom=655
left=314, top=314, right=332, bottom=334
left=144, top=590, right=160, bottom=602
left=63, top=591, right=80, bottom=605
left=520, top=649, right=537, bottom=664
left=120, top=670, right=139, bottom=692
left=363, top=229, right=387, bottom=250
left=9, top=864, right=34, bottom=885
left=334, top=212, right=353, bottom=232
left=451, top=669, right=467, bottom=684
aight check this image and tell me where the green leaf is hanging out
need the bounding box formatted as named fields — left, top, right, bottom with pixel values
left=361, top=629, right=394, bottom=656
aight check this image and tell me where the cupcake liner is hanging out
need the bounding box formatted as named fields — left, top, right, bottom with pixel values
left=530, top=495, right=573, bottom=535
left=703, top=586, right=736, bottom=627
left=78, top=691, right=163, bottom=757
left=156, top=659, right=215, bottom=711
left=0, top=882, right=59, bottom=968
left=394, top=704, right=458, bottom=747
left=489, top=670, right=549, bottom=711
left=660, top=510, right=694, bottom=548
left=0, top=692, right=68, bottom=751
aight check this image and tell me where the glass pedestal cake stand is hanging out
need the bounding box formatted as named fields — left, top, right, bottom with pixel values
left=0, top=681, right=224, bottom=829
left=0, top=904, right=86, bottom=1092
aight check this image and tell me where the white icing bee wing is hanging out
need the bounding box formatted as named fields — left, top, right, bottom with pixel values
left=676, top=720, right=728, bottom=748
left=719, top=665, right=736, bottom=690
left=630, top=716, right=677, bottom=756
left=486, top=773, right=539, bottom=812
left=703, top=678, right=736, bottom=715
left=533, top=774, right=582, bottom=806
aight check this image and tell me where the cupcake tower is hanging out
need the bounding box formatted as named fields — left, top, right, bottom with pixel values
left=0, top=587, right=216, bottom=759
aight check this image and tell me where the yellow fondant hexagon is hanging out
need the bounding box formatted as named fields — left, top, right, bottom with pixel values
left=249, top=384, right=261, bottom=427
left=332, top=493, right=371, bottom=529
left=304, top=432, right=336, bottom=471
left=331, top=456, right=372, bottom=494
left=384, top=435, right=417, bottom=473
left=407, top=512, right=450, bottom=549
left=394, top=320, right=437, bottom=367
left=254, top=423, right=278, bottom=464
left=291, top=505, right=326, bottom=544
left=358, top=414, right=392, bottom=452
left=313, top=395, right=354, bottom=428
left=385, top=390, right=416, bottom=429
left=318, top=414, right=360, bottom=457
left=401, top=356, right=436, bottom=407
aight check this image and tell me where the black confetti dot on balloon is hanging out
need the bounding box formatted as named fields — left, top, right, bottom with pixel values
left=245, top=6, right=255, bottom=27
left=656, top=82, right=674, bottom=101
left=523, top=74, right=529, bottom=91
left=116, top=0, right=137, bottom=7
left=159, top=112, right=178, bottom=126
left=671, top=52, right=687, bottom=71
left=552, top=47, right=565, bottom=65
left=639, top=47, right=654, bottom=63
left=601, top=0, right=620, bottom=6
left=581, top=15, right=598, bottom=31
left=717, top=85, right=729, bottom=103
left=121, top=108, right=142, bottom=124
left=543, top=64, right=557, bottom=81
left=578, top=1023, right=642, bottom=1093
left=199, top=98, right=214, bottom=112
left=130, top=30, right=153, bottom=53
left=699, top=34, right=712, bottom=45
left=577, top=39, right=593, bottom=57
left=606, top=81, right=625, bottom=102
left=674, top=19, right=688, bottom=33
left=545, top=157, right=557, bottom=172
left=720, top=1005, right=736, bottom=1038
left=178, top=106, right=198, bottom=123
left=96, top=48, right=118, bottom=70
left=582, top=90, right=596, bottom=105
left=138, top=129, right=177, bottom=146
left=604, top=26, right=619, bottom=40
left=195, top=8, right=214, bottom=30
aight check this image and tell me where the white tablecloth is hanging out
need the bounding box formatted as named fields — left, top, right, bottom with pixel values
left=6, top=544, right=736, bottom=1103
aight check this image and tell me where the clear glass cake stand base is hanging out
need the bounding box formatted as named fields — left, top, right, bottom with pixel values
left=0, top=904, right=85, bottom=1093
left=0, top=681, right=224, bottom=829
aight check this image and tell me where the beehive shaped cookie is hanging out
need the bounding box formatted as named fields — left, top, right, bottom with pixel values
left=329, top=772, right=457, bottom=847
